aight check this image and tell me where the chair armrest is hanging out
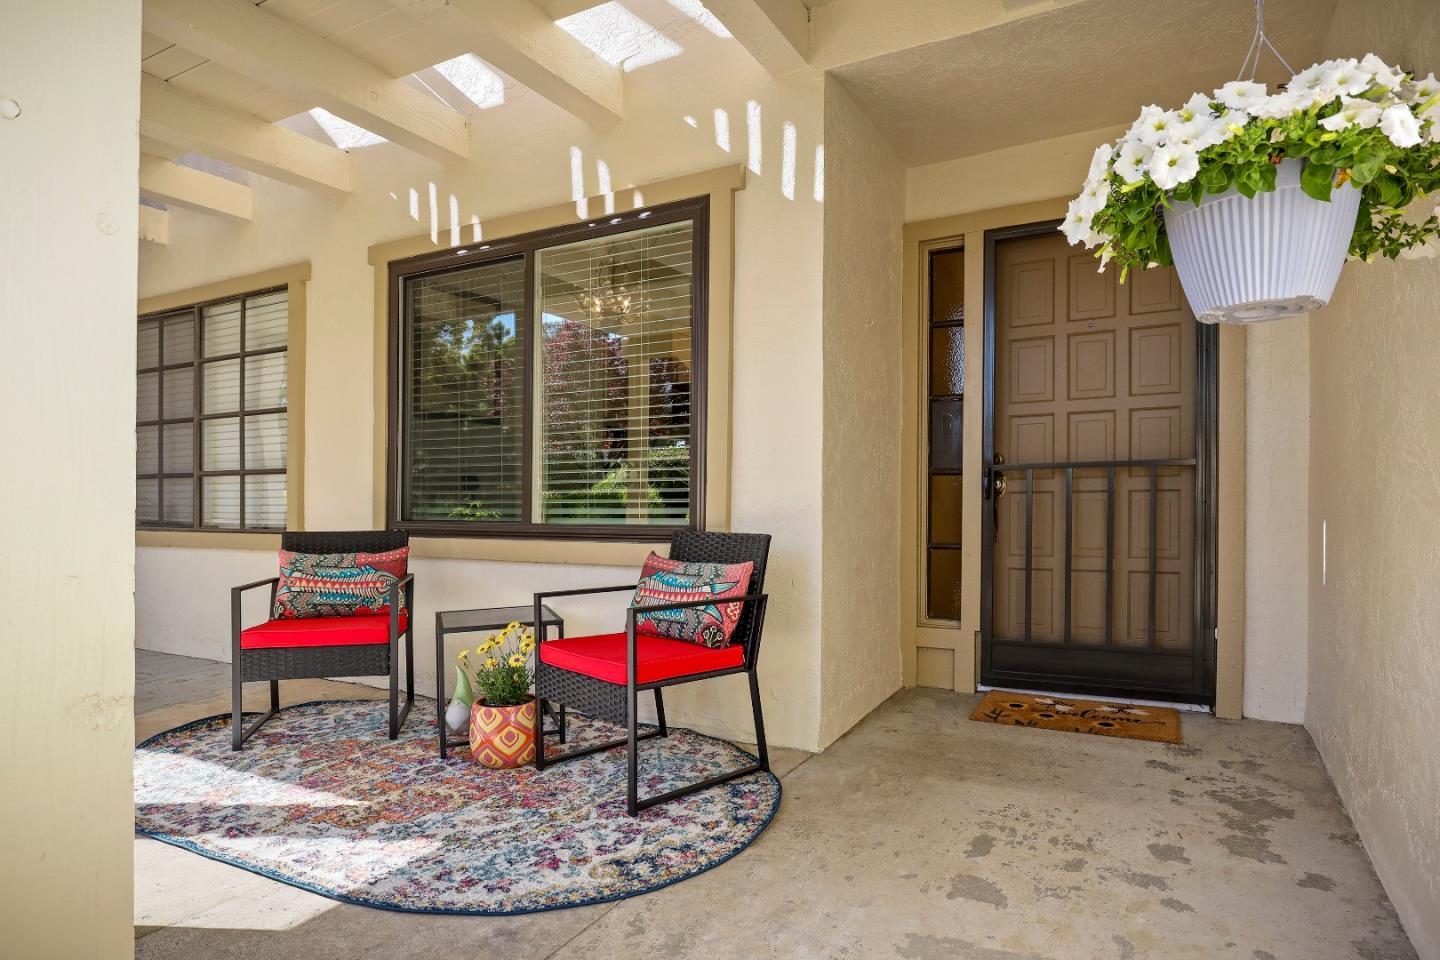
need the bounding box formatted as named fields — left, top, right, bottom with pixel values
left=387, top=573, right=416, bottom=641
left=534, top=583, right=638, bottom=603
left=231, top=576, right=280, bottom=597
left=231, top=577, right=280, bottom=655
left=629, top=592, right=768, bottom=617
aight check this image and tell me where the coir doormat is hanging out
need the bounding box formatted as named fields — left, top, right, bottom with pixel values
left=970, top=691, right=1182, bottom=744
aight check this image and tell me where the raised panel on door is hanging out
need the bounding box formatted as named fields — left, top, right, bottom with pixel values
left=984, top=227, right=1213, bottom=704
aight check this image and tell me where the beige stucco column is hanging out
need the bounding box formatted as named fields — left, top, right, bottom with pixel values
left=0, top=1, right=140, bottom=956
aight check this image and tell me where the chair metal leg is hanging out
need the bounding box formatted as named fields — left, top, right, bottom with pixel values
left=748, top=668, right=769, bottom=771
left=231, top=658, right=244, bottom=751
left=654, top=687, right=668, bottom=737
left=388, top=650, right=400, bottom=740
left=626, top=680, right=639, bottom=817
left=231, top=654, right=279, bottom=751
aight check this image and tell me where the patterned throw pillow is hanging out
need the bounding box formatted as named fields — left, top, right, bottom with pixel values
left=272, top=547, right=410, bottom=620
left=632, top=552, right=754, bottom=648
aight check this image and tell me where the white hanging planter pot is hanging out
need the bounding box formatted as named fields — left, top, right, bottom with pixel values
left=1163, top=159, right=1362, bottom=325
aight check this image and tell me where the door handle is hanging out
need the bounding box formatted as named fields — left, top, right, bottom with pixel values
left=989, top=454, right=1006, bottom=543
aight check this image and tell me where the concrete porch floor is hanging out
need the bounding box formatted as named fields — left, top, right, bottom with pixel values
left=134, top=650, right=1416, bottom=960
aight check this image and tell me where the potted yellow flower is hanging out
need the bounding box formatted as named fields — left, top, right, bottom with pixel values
left=456, top=622, right=538, bottom=769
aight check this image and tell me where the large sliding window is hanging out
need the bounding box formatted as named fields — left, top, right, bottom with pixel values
left=390, top=198, right=706, bottom=540
left=136, top=289, right=289, bottom=531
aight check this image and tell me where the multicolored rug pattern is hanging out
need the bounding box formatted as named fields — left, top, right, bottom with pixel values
left=134, top=698, right=780, bottom=914
left=970, top=690, right=1184, bottom=744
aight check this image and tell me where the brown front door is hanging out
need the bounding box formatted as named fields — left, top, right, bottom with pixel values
left=981, top=226, right=1216, bottom=704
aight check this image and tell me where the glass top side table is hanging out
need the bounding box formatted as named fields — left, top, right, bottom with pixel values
left=434, top=604, right=565, bottom=759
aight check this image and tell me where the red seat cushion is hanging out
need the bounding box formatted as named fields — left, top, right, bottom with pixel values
left=240, top=613, right=408, bottom=650
left=538, top=632, right=745, bottom=684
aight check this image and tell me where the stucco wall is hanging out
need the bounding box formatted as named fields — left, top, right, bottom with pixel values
left=1305, top=5, right=1440, bottom=955
left=1243, top=319, right=1310, bottom=722
left=0, top=1, right=139, bottom=956
left=1308, top=254, right=1440, bottom=960
left=137, top=22, right=834, bottom=748
left=817, top=76, right=906, bottom=746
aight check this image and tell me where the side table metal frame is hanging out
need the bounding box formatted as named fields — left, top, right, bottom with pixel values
left=434, top=606, right=566, bottom=759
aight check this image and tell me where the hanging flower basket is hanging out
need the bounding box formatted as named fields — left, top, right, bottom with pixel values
left=1065, top=55, right=1440, bottom=324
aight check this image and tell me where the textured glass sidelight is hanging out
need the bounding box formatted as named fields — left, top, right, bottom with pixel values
left=926, top=247, right=965, bottom=621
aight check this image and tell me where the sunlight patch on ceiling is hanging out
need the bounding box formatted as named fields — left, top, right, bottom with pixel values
left=557, top=2, right=682, bottom=72
left=308, top=108, right=386, bottom=149
left=433, top=54, right=505, bottom=110
left=665, top=0, right=731, bottom=37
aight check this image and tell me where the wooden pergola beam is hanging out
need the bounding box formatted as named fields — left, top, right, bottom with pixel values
left=387, top=0, right=622, bottom=128
left=138, top=205, right=169, bottom=245
left=702, top=0, right=809, bottom=75
left=139, top=154, right=252, bottom=223
left=144, top=0, right=469, bottom=164
left=140, top=75, right=352, bottom=198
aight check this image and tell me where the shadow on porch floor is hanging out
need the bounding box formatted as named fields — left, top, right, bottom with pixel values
left=133, top=650, right=1415, bottom=960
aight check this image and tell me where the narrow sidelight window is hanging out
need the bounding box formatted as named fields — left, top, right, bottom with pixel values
left=926, top=247, right=964, bottom=620
left=391, top=198, right=706, bottom=540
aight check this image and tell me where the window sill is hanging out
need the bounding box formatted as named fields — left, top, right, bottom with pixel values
left=136, top=530, right=281, bottom=551
left=410, top=536, right=662, bottom=567
left=136, top=530, right=671, bottom=566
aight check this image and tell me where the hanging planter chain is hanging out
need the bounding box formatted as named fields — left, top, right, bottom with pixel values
left=1235, top=0, right=1294, bottom=83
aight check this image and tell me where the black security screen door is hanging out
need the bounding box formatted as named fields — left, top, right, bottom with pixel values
left=979, top=223, right=1218, bottom=705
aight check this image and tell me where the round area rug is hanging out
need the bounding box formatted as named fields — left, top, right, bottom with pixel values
left=134, top=699, right=780, bottom=915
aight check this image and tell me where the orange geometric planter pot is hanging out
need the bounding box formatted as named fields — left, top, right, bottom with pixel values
left=468, top=697, right=537, bottom=769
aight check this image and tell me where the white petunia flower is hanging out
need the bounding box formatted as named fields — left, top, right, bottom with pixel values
left=1134, top=105, right=1181, bottom=147
left=1320, top=96, right=1384, bottom=131
left=1061, top=202, right=1096, bottom=247
left=1321, top=59, right=1374, bottom=99
left=1086, top=144, right=1114, bottom=184
left=1251, top=91, right=1307, bottom=120
left=1381, top=103, right=1423, bottom=146
left=1290, top=59, right=1340, bottom=94
left=1361, top=53, right=1407, bottom=92
left=1215, top=80, right=1267, bottom=113
left=1074, top=177, right=1111, bottom=216
left=1147, top=144, right=1200, bottom=190
left=1399, top=239, right=1439, bottom=260
left=1413, top=73, right=1440, bottom=102
left=1113, top=139, right=1152, bottom=185
left=1177, top=92, right=1215, bottom=124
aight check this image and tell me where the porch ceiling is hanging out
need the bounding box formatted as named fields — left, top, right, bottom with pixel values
left=829, top=0, right=1339, bottom=166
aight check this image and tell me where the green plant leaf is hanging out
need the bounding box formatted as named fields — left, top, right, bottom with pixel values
left=1300, top=162, right=1336, bottom=202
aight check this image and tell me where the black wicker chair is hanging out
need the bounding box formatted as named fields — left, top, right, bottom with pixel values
left=230, top=530, right=415, bottom=750
left=532, top=531, right=771, bottom=815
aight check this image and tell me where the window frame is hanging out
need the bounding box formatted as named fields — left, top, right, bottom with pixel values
left=386, top=196, right=709, bottom=542
left=136, top=285, right=290, bottom=533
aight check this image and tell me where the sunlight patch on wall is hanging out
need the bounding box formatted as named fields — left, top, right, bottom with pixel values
left=714, top=107, right=731, bottom=152
left=746, top=100, right=762, bottom=174
left=433, top=54, right=505, bottom=110
left=428, top=182, right=438, bottom=244
left=308, top=107, right=386, bottom=149
left=781, top=121, right=796, bottom=200
left=557, top=2, right=682, bottom=72
left=665, top=0, right=731, bottom=37
left=813, top=144, right=825, bottom=202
